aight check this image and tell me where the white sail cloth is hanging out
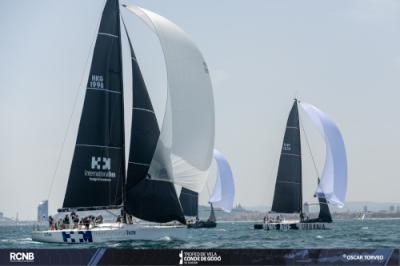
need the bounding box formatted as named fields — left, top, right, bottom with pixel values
left=300, top=102, right=347, bottom=207
left=209, top=149, right=235, bottom=212
left=124, top=5, right=215, bottom=192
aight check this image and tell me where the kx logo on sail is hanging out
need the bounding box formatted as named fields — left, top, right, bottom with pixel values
left=91, top=157, right=111, bottom=170
left=85, top=157, right=116, bottom=181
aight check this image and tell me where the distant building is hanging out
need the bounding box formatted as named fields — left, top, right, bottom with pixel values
left=389, top=205, right=395, bottom=213
left=397, top=206, right=400, bottom=213
left=0, top=212, right=3, bottom=219
left=234, top=203, right=245, bottom=211
left=37, top=200, right=48, bottom=222
left=363, top=205, right=368, bottom=213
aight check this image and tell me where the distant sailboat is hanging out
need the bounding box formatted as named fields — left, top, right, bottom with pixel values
left=32, top=0, right=214, bottom=243
left=180, top=149, right=235, bottom=228
left=254, top=99, right=347, bottom=230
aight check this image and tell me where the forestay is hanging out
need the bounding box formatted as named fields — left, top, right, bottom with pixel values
left=124, top=5, right=215, bottom=193
left=300, top=102, right=347, bottom=207
left=209, top=149, right=235, bottom=213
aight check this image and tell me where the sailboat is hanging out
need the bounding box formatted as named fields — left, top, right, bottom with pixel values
left=180, top=149, right=235, bottom=228
left=32, top=0, right=214, bottom=243
left=254, top=99, right=347, bottom=230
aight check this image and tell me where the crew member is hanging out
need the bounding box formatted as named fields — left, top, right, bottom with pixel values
left=71, top=212, right=79, bottom=229
left=95, top=215, right=103, bottom=225
left=48, top=216, right=54, bottom=230
left=63, top=214, right=70, bottom=229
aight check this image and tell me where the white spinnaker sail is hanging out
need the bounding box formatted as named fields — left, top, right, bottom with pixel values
left=209, top=149, right=235, bottom=212
left=300, top=102, right=347, bottom=207
left=124, top=5, right=215, bottom=192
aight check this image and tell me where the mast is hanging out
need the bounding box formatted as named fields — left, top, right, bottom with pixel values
left=271, top=99, right=303, bottom=214
left=297, top=99, right=303, bottom=215
left=115, top=0, right=127, bottom=219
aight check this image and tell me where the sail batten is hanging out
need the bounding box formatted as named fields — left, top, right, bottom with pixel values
left=271, top=100, right=303, bottom=214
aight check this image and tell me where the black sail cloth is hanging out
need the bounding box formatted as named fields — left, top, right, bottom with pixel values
left=271, top=101, right=303, bottom=214
left=304, top=193, right=333, bottom=223
left=63, top=0, right=125, bottom=209
left=179, top=188, right=199, bottom=217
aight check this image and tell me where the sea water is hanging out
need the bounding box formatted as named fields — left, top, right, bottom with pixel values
left=0, top=219, right=399, bottom=249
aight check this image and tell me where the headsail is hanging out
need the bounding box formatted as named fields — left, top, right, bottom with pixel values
left=209, top=149, right=235, bottom=213
left=271, top=100, right=302, bottom=213
left=179, top=188, right=198, bottom=217
left=124, top=5, right=215, bottom=193
left=317, top=193, right=332, bottom=223
left=207, top=204, right=216, bottom=223
left=63, top=0, right=125, bottom=209
left=300, top=102, right=347, bottom=207
left=122, top=22, right=185, bottom=224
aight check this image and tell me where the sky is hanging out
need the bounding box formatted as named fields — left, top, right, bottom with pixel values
left=0, top=0, right=400, bottom=220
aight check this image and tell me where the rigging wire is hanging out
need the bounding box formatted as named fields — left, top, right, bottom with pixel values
left=105, top=209, right=119, bottom=218
left=298, top=104, right=320, bottom=182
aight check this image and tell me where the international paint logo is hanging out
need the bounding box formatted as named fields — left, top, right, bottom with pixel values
left=84, top=156, right=116, bottom=182
left=9, top=252, right=35, bottom=262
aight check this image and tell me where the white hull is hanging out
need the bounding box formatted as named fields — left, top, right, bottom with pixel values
left=254, top=222, right=328, bottom=230
left=32, top=223, right=186, bottom=243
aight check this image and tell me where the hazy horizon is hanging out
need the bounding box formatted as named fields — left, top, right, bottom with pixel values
left=1, top=0, right=400, bottom=219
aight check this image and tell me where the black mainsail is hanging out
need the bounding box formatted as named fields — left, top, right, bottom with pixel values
left=63, top=0, right=124, bottom=209
left=122, top=23, right=185, bottom=224
left=179, top=188, right=199, bottom=217
left=61, top=0, right=187, bottom=224
left=271, top=100, right=302, bottom=213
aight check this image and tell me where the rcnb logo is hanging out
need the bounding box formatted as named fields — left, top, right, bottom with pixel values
left=91, top=157, right=111, bottom=170
left=9, top=252, right=34, bottom=262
